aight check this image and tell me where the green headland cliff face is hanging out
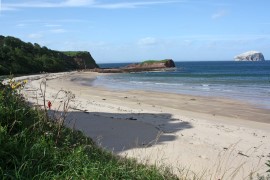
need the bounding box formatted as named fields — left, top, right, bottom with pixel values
left=0, top=35, right=98, bottom=75
left=63, top=51, right=98, bottom=69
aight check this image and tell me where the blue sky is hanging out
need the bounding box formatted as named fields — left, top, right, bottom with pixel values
left=1, top=0, right=270, bottom=63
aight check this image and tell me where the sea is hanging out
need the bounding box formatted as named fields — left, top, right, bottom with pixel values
left=94, top=61, right=270, bottom=109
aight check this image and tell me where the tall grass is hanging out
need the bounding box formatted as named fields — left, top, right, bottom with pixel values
left=0, top=81, right=178, bottom=179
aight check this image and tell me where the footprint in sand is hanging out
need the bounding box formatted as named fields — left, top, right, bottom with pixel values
left=198, top=155, right=208, bottom=159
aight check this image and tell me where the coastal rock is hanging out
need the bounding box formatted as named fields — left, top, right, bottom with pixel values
left=234, top=51, right=265, bottom=61
left=125, top=59, right=176, bottom=69
left=64, top=51, right=99, bottom=69
left=92, top=59, right=176, bottom=73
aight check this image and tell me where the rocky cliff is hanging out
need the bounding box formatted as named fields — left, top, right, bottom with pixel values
left=63, top=51, right=99, bottom=69
left=234, top=51, right=265, bottom=61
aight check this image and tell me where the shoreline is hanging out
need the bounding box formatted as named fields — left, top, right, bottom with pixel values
left=93, top=73, right=270, bottom=111
left=72, top=72, right=270, bottom=125
left=17, top=71, right=270, bottom=178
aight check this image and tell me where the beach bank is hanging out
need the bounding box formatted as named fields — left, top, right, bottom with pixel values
left=19, top=71, right=270, bottom=179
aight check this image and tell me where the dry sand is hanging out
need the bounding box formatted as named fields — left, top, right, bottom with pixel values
left=15, top=71, right=270, bottom=179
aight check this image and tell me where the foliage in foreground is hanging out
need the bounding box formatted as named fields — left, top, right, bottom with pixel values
left=0, top=82, right=177, bottom=179
left=267, top=160, right=270, bottom=173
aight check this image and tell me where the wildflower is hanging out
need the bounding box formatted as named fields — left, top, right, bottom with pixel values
left=11, top=84, right=16, bottom=89
left=16, top=82, right=22, bottom=87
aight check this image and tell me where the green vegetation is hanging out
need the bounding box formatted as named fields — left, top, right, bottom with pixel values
left=0, top=80, right=178, bottom=179
left=62, top=51, right=99, bottom=69
left=267, top=160, right=270, bottom=172
left=141, top=60, right=168, bottom=64
left=62, top=51, right=89, bottom=56
left=0, top=35, right=98, bottom=75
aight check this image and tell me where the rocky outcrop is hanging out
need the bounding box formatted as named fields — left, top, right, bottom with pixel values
left=125, top=59, right=176, bottom=69
left=93, top=59, right=176, bottom=73
left=234, top=51, right=265, bottom=61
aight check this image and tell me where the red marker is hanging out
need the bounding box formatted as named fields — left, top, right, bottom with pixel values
left=48, top=101, right=52, bottom=110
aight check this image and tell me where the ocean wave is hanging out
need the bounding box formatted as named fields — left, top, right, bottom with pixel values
left=201, top=84, right=210, bottom=87
left=154, top=82, right=183, bottom=86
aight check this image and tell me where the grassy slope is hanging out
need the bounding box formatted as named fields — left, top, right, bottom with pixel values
left=0, top=82, right=178, bottom=179
left=62, top=51, right=89, bottom=56
left=141, top=60, right=168, bottom=64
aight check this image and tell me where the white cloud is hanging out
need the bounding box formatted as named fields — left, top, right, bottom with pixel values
left=211, top=10, right=227, bottom=20
left=1, top=0, right=16, bottom=11
left=27, top=28, right=67, bottom=39
left=64, top=0, right=94, bottom=6
left=49, top=28, right=67, bottom=33
left=16, top=23, right=27, bottom=27
left=28, top=33, right=43, bottom=39
left=94, top=1, right=181, bottom=9
left=138, top=37, right=159, bottom=46
left=19, top=19, right=89, bottom=24
left=1, top=7, right=16, bottom=11
left=2, top=0, right=182, bottom=9
left=44, top=24, right=62, bottom=27
left=3, top=0, right=94, bottom=8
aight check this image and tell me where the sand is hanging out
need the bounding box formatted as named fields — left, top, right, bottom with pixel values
left=13, top=71, right=270, bottom=179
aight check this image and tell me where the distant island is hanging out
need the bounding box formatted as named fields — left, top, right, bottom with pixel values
left=94, top=59, right=176, bottom=73
left=0, top=35, right=99, bottom=75
left=125, top=59, right=175, bottom=69
left=234, top=51, right=265, bottom=61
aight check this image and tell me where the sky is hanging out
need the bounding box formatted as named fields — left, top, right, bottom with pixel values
left=1, top=0, right=270, bottom=63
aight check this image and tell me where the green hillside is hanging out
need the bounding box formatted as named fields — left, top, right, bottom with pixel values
left=63, top=51, right=98, bottom=69
left=0, top=35, right=98, bottom=75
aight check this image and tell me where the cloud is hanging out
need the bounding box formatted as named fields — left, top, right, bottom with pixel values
left=44, top=24, right=62, bottom=27
left=1, top=0, right=16, bottom=11
left=16, top=23, right=27, bottom=27
left=19, top=19, right=90, bottom=24
left=28, top=33, right=43, bottom=39
left=94, top=1, right=181, bottom=9
left=138, top=37, right=159, bottom=46
left=1, top=7, right=16, bottom=11
left=49, top=28, right=67, bottom=33
left=2, top=0, right=94, bottom=8
left=2, top=0, right=182, bottom=9
left=28, top=28, right=67, bottom=39
left=64, top=0, right=94, bottom=7
left=211, top=10, right=227, bottom=20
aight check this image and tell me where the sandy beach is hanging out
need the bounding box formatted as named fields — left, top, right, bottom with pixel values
left=18, top=71, right=270, bottom=179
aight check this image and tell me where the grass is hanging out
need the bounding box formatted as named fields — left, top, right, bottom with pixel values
left=62, top=51, right=89, bottom=57
left=141, top=60, right=168, bottom=64
left=0, top=81, right=178, bottom=179
left=267, top=161, right=270, bottom=173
